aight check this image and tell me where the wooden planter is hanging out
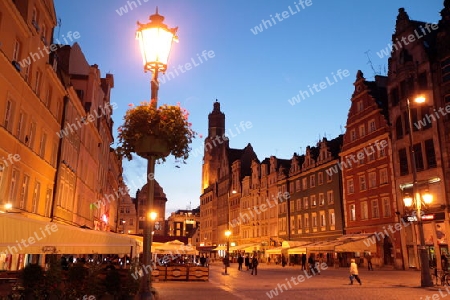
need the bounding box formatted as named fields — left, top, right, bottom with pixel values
left=135, top=135, right=170, bottom=159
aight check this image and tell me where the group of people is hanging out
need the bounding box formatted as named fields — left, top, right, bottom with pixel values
left=225, top=253, right=259, bottom=275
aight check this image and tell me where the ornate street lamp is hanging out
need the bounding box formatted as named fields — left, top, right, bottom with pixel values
left=135, top=8, right=177, bottom=300
left=405, top=95, right=433, bottom=287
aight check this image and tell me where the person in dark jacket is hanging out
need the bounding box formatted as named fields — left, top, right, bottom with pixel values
left=245, top=255, right=250, bottom=271
left=237, top=254, right=244, bottom=270
left=250, top=256, right=258, bottom=275
left=301, top=254, right=307, bottom=270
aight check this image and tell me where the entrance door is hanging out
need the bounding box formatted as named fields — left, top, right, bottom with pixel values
left=383, top=236, right=393, bottom=265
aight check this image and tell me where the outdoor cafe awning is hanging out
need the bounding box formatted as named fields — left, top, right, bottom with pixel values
left=0, top=213, right=140, bottom=255
left=334, top=234, right=376, bottom=253
left=230, top=243, right=260, bottom=252
left=266, top=246, right=287, bottom=254
left=287, top=246, right=307, bottom=254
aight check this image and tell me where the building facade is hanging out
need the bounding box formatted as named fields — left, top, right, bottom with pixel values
left=387, top=7, right=449, bottom=270
left=341, top=71, right=401, bottom=268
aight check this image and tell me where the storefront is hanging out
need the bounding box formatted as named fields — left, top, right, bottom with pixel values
left=402, top=212, right=448, bottom=270
left=0, top=213, right=140, bottom=271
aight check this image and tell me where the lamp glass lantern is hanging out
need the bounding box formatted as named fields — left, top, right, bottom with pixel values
left=136, top=8, right=178, bottom=73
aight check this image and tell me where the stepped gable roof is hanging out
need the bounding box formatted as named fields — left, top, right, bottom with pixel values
left=228, top=143, right=258, bottom=178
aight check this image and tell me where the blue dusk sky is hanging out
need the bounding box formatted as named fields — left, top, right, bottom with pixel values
left=53, top=0, right=444, bottom=217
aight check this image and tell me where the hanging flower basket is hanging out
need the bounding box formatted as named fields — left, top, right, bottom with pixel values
left=134, top=134, right=170, bottom=159
left=116, top=100, right=196, bottom=163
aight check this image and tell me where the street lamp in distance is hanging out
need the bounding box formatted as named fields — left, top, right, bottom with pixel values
left=224, top=230, right=231, bottom=275
left=405, top=94, right=433, bottom=287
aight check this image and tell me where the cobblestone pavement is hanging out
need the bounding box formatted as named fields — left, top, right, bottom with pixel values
left=154, top=263, right=449, bottom=300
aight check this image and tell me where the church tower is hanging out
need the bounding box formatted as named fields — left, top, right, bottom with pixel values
left=201, top=100, right=227, bottom=191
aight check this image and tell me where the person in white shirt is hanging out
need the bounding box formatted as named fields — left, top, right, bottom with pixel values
left=349, top=258, right=362, bottom=285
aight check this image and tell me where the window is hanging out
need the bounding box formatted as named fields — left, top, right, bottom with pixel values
left=290, top=216, right=295, bottom=234
left=329, top=209, right=335, bottom=226
left=371, top=200, right=379, bottom=218
left=351, top=129, right=356, bottom=141
left=359, top=176, right=366, bottom=191
left=32, top=181, right=40, bottom=213
left=318, top=172, right=323, bottom=185
left=45, top=86, right=52, bottom=108
left=4, top=99, right=13, bottom=131
left=379, top=146, right=386, bottom=157
left=319, top=193, right=325, bottom=206
left=369, top=120, right=376, bottom=133
left=303, top=197, right=309, bottom=209
left=425, top=139, right=437, bottom=168
left=20, top=175, right=29, bottom=209
left=312, top=213, right=317, bottom=228
left=350, top=204, right=356, bottom=221
left=310, top=175, right=315, bottom=188
left=295, top=179, right=301, bottom=191
left=28, top=121, right=36, bottom=149
left=129, top=218, right=134, bottom=225
left=391, top=87, right=400, bottom=106
left=327, top=172, right=332, bottom=182
left=395, top=117, right=403, bottom=140
left=369, top=172, right=376, bottom=188
left=296, top=199, right=301, bottom=211
left=361, top=202, right=368, bottom=220
left=399, top=148, right=409, bottom=175
left=45, top=188, right=52, bottom=217
left=380, top=168, right=388, bottom=184
left=359, top=125, right=365, bottom=137
left=24, top=63, right=31, bottom=83
left=297, top=215, right=302, bottom=230
left=320, top=211, right=326, bottom=227
left=39, top=132, right=47, bottom=158
left=413, top=143, right=424, bottom=171
left=327, top=190, right=334, bottom=204
left=302, top=178, right=307, bottom=190
left=311, top=195, right=316, bottom=207
left=347, top=179, right=354, bottom=194
left=35, top=70, right=42, bottom=96
left=290, top=200, right=295, bottom=212
left=358, top=151, right=365, bottom=165
left=304, top=214, right=309, bottom=229
left=383, top=197, right=391, bottom=217
left=9, top=169, right=20, bottom=205
left=16, top=111, right=26, bottom=140
left=13, top=40, right=20, bottom=61
left=357, top=101, right=364, bottom=112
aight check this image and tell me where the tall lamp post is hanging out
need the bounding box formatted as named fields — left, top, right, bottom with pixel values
left=405, top=95, right=433, bottom=287
left=136, top=8, right=178, bottom=299
left=224, top=230, right=231, bottom=275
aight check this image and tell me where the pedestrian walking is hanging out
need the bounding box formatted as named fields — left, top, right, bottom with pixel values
left=281, top=255, right=287, bottom=267
left=206, top=256, right=210, bottom=267
left=251, top=255, right=258, bottom=275
left=366, top=253, right=373, bottom=271
left=349, top=258, right=362, bottom=285
left=301, top=254, right=307, bottom=270
left=200, top=255, right=206, bottom=267
left=245, top=254, right=250, bottom=271
left=237, top=254, right=244, bottom=270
